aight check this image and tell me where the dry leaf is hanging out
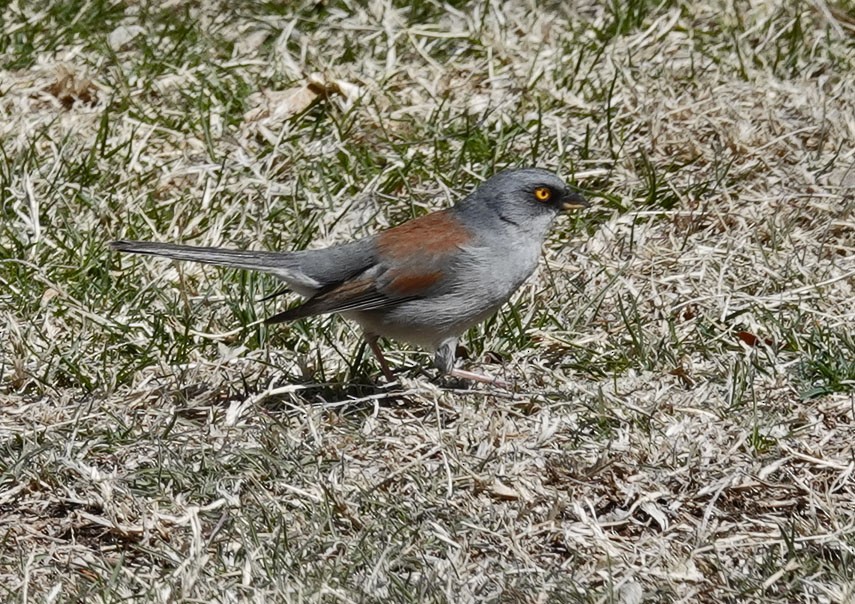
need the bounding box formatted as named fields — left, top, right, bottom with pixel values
left=243, top=74, right=362, bottom=125
left=40, top=288, right=60, bottom=306
left=489, top=479, right=520, bottom=501
left=108, top=24, right=145, bottom=51
left=640, top=500, right=669, bottom=531
left=735, top=330, right=775, bottom=348
left=618, top=581, right=644, bottom=604
left=45, top=68, right=97, bottom=109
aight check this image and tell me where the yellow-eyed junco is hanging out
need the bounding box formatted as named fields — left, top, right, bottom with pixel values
left=111, top=168, right=588, bottom=386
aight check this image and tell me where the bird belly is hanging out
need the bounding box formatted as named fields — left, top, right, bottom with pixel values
left=345, top=294, right=507, bottom=351
left=347, top=237, right=542, bottom=350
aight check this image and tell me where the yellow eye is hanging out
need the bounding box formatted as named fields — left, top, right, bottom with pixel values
left=534, top=187, right=552, bottom=202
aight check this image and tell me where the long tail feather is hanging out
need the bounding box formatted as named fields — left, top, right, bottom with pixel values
left=110, top=240, right=320, bottom=292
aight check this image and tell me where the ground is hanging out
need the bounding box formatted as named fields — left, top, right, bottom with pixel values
left=1, top=0, right=854, bottom=602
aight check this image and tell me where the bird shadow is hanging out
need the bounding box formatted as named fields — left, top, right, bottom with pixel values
left=165, top=360, right=510, bottom=427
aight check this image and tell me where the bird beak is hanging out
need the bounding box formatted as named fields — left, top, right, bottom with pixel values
left=560, top=191, right=589, bottom=211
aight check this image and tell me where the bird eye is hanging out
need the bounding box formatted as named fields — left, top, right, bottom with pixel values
left=534, top=187, right=552, bottom=202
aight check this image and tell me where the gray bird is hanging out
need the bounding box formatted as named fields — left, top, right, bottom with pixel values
left=111, top=168, right=588, bottom=386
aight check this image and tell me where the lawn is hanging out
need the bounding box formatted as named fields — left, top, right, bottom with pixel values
left=1, top=0, right=854, bottom=602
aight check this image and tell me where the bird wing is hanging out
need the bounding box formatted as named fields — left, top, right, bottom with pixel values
left=265, top=209, right=474, bottom=324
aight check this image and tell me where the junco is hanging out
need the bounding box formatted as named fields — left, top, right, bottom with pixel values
left=111, top=168, right=587, bottom=386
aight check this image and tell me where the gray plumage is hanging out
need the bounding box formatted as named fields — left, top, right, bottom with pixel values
left=111, top=168, right=587, bottom=384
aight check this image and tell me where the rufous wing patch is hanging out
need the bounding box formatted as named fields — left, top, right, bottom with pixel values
left=267, top=209, right=471, bottom=323
left=384, top=270, right=443, bottom=296
left=376, top=209, right=472, bottom=260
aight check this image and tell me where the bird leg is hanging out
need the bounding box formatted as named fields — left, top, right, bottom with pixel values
left=434, top=339, right=511, bottom=389
left=364, top=334, right=396, bottom=383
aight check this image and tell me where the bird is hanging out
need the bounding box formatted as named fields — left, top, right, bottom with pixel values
left=111, top=168, right=588, bottom=386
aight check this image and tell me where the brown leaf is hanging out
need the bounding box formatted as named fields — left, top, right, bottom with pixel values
left=736, top=331, right=775, bottom=348
left=243, top=74, right=361, bottom=124
left=736, top=331, right=760, bottom=347
left=45, top=68, right=97, bottom=109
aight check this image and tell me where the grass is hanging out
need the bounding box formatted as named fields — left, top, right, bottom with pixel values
left=2, top=0, right=855, bottom=602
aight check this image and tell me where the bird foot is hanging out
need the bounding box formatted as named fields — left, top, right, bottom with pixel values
left=448, top=368, right=513, bottom=390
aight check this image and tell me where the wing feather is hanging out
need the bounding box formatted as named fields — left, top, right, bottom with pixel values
left=265, top=209, right=474, bottom=324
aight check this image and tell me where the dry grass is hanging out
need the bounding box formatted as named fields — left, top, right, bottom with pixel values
left=1, top=0, right=854, bottom=602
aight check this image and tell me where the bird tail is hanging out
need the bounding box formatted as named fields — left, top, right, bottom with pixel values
left=110, top=240, right=321, bottom=293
